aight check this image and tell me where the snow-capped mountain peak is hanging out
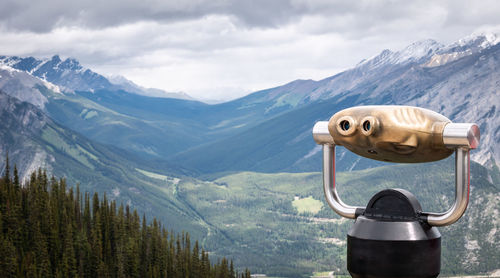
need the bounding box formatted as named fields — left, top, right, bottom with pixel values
left=0, top=55, right=112, bottom=92
left=452, top=32, right=499, bottom=49
left=441, top=32, right=500, bottom=55
left=1, top=55, right=196, bottom=101
left=357, top=33, right=500, bottom=72
left=392, top=39, right=443, bottom=63
left=357, top=39, right=443, bottom=69
left=422, top=33, right=500, bottom=68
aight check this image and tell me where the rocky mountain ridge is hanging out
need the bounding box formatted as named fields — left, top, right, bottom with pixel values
left=0, top=55, right=192, bottom=100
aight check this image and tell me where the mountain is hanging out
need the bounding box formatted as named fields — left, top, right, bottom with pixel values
left=0, top=62, right=307, bottom=161
left=0, top=55, right=112, bottom=92
left=0, top=55, right=194, bottom=101
left=107, top=74, right=194, bottom=100
left=172, top=34, right=500, bottom=174
left=0, top=60, right=215, bottom=159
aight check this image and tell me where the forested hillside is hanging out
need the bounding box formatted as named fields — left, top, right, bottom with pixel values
left=0, top=157, right=249, bottom=278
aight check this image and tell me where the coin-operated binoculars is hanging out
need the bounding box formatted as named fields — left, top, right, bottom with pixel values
left=312, top=106, right=480, bottom=278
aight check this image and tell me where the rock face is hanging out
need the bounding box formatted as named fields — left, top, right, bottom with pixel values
left=0, top=90, right=52, bottom=181
left=0, top=55, right=112, bottom=92
left=0, top=65, right=54, bottom=109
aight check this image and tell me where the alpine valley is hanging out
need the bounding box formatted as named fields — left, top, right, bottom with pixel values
left=0, top=33, right=499, bottom=277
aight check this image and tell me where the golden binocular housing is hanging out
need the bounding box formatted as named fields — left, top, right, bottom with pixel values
left=313, top=105, right=480, bottom=163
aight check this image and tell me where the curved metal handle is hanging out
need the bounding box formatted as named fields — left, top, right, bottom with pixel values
left=322, top=144, right=364, bottom=219
left=421, top=148, right=470, bottom=226
left=314, top=121, right=364, bottom=219
left=421, top=123, right=479, bottom=226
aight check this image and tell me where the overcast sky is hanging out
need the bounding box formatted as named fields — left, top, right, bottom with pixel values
left=1, top=0, right=500, bottom=101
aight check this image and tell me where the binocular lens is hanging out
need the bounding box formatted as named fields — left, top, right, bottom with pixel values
left=340, top=120, right=350, bottom=131
left=363, top=120, right=371, bottom=132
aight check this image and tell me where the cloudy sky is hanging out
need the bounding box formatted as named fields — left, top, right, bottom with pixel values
left=1, top=0, right=500, bottom=101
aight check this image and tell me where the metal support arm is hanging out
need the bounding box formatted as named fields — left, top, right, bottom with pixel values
left=313, top=121, right=363, bottom=219
left=421, top=148, right=470, bottom=226
left=421, top=123, right=479, bottom=226
left=322, top=144, right=363, bottom=219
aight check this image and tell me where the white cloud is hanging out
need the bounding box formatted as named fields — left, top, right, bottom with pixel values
left=1, top=1, right=500, bottom=100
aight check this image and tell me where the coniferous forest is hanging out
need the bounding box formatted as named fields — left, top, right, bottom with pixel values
left=0, top=157, right=250, bottom=278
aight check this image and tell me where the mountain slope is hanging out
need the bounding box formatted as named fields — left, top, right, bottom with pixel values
left=171, top=96, right=389, bottom=174
left=0, top=64, right=60, bottom=109
left=0, top=90, right=208, bottom=239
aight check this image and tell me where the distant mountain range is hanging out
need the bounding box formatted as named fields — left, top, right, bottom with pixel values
left=0, top=54, right=192, bottom=100
left=107, top=74, right=194, bottom=100
left=0, top=32, right=499, bottom=277
left=1, top=33, right=499, bottom=175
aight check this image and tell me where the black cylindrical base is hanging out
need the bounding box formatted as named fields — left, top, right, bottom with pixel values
left=347, top=235, right=441, bottom=278
left=346, top=189, right=441, bottom=278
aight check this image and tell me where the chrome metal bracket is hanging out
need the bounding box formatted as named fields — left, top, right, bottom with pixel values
left=422, top=123, right=479, bottom=226
left=313, top=121, right=363, bottom=219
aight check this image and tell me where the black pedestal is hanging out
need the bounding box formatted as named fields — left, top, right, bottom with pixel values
left=347, top=189, right=441, bottom=278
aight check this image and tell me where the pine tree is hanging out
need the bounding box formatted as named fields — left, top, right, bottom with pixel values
left=3, top=152, right=10, bottom=185
left=61, top=223, right=77, bottom=277
left=33, top=222, right=51, bottom=277
left=13, top=165, right=19, bottom=189
left=191, top=240, right=200, bottom=278
left=244, top=268, right=251, bottom=278
left=220, top=258, right=229, bottom=278
left=230, top=260, right=235, bottom=278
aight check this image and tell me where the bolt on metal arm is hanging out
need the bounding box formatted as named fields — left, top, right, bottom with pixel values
left=313, top=121, right=363, bottom=219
